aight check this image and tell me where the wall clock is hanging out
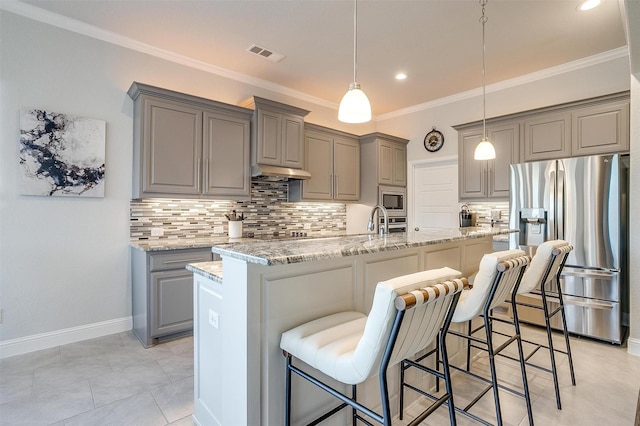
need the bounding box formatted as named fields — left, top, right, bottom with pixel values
left=424, top=127, right=444, bottom=152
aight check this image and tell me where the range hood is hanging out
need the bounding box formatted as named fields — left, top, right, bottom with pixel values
left=251, top=164, right=311, bottom=181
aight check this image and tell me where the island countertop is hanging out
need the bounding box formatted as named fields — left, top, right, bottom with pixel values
left=209, top=227, right=517, bottom=266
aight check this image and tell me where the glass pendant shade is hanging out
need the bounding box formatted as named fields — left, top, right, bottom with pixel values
left=474, top=137, right=496, bottom=160
left=338, top=82, right=371, bottom=123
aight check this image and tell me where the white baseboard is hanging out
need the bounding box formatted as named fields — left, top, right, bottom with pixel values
left=628, top=336, right=640, bottom=357
left=0, top=316, right=132, bottom=359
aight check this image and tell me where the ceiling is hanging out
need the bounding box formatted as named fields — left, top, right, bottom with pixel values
left=13, top=0, right=628, bottom=117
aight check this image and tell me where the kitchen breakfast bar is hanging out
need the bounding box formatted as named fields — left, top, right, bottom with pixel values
left=187, top=228, right=516, bottom=426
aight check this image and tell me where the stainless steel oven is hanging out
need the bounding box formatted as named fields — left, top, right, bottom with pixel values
left=378, top=185, right=406, bottom=217
left=379, top=216, right=407, bottom=233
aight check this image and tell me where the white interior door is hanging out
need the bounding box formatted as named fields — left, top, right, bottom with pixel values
left=409, top=157, right=459, bottom=230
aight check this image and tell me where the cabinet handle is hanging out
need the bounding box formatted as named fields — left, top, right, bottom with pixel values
left=162, top=258, right=205, bottom=264
left=196, top=158, right=201, bottom=192
left=334, top=175, right=339, bottom=197
left=204, top=158, right=209, bottom=192
left=329, top=174, right=333, bottom=197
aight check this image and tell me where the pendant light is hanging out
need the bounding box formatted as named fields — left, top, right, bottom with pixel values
left=338, top=0, right=371, bottom=123
left=474, top=0, right=496, bottom=160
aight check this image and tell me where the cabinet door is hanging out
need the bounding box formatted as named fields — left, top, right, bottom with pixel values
left=302, top=132, right=333, bottom=200
left=392, top=143, right=407, bottom=186
left=333, top=137, right=360, bottom=201
left=203, top=111, right=250, bottom=198
left=281, top=114, right=304, bottom=168
left=378, top=141, right=394, bottom=185
left=150, top=269, right=194, bottom=337
left=572, top=101, right=629, bottom=156
left=523, top=112, right=571, bottom=161
left=142, top=97, right=202, bottom=195
left=487, top=123, right=519, bottom=199
left=458, top=129, right=487, bottom=199
left=256, top=109, right=281, bottom=165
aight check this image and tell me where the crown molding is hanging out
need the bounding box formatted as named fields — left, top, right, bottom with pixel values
left=378, top=46, right=629, bottom=121
left=1, top=1, right=628, bottom=122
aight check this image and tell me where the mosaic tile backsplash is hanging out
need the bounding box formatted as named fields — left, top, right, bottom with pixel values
left=130, top=181, right=346, bottom=242
left=464, top=201, right=510, bottom=229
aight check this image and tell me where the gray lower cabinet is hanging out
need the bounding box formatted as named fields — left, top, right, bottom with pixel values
left=289, top=124, right=360, bottom=201
left=132, top=247, right=213, bottom=347
left=128, top=82, right=252, bottom=200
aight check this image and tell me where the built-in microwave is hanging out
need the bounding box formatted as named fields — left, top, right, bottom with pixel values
left=378, top=185, right=406, bottom=217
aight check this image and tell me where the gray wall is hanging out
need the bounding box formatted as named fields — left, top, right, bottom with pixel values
left=0, top=10, right=354, bottom=344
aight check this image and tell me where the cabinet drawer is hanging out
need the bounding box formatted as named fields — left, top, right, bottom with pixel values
left=150, top=249, right=212, bottom=272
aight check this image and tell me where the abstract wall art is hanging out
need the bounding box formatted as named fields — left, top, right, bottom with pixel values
left=19, top=109, right=106, bottom=197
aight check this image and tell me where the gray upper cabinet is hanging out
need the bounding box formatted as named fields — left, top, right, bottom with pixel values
left=572, top=100, right=629, bottom=156
left=202, top=111, right=251, bottom=197
left=455, top=91, right=629, bottom=201
left=458, top=123, right=519, bottom=200
left=522, top=111, right=571, bottom=161
left=360, top=133, right=409, bottom=189
left=378, top=139, right=407, bottom=186
left=240, top=96, right=309, bottom=170
left=128, top=82, right=252, bottom=200
left=289, top=124, right=360, bottom=201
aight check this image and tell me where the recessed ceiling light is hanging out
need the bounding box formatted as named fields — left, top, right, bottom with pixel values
left=577, top=0, right=601, bottom=11
left=395, top=73, right=407, bottom=80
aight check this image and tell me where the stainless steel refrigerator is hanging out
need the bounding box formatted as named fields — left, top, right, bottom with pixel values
left=509, top=154, right=629, bottom=343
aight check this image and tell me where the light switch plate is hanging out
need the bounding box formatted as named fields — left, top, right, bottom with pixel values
left=208, top=309, right=219, bottom=329
left=213, top=226, right=224, bottom=234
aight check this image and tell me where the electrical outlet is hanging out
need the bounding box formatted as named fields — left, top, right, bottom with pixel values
left=208, top=309, right=219, bottom=329
left=150, top=227, right=164, bottom=237
left=304, top=223, right=311, bottom=230
left=213, top=226, right=224, bottom=234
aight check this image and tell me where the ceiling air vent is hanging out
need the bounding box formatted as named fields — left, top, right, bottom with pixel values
left=246, top=44, right=285, bottom=63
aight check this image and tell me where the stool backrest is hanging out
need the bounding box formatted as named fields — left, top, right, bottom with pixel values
left=452, top=249, right=530, bottom=323
left=518, top=240, right=573, bottom=294
left=353, top=267, right=464, bottom=380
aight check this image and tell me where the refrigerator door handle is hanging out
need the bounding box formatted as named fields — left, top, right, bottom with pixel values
left=523, top=293, right=615, bottom=310
left=561, top=267, right=618, bottom=279
left=556, top=160, right=565, bottom=240
left=549, top=166, right=556, bottom=240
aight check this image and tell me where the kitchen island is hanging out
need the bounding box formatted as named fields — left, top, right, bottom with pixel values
left=188, top=228, right=516, bottom=426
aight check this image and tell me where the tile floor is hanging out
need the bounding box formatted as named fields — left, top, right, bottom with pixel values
left=1, top=325, right=638, bottom=425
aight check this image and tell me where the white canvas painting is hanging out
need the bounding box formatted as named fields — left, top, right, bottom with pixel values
left=19, top=109, right=106, bottom=197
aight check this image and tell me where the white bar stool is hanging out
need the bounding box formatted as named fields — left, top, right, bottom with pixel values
left=511, top=240, right=576, bottom=409
left=280, top=267, right=467, bottom=426
left=403, top=250, right=533, bottom=426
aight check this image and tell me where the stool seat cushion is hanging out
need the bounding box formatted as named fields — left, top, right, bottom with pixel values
left=281, top=311, right=368, bottom=384
left=281, top=266, right=462, bottom=385
left=518, top=240, right=569, bottom=294
left=452, top=249, right=526, bottom=323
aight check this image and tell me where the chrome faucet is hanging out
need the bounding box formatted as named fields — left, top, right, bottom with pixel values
left=367, top=205, right=389, bottom=235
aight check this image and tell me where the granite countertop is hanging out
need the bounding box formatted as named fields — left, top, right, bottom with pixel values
left=209, top=227, right=518, bottom=266
left=130, top=234, right=328, bottom=252
left=187, top=261, right=223, bottom=283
